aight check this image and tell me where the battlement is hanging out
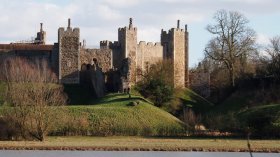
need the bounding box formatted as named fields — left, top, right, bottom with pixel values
left=58, top=27, right=80, bottom=34
left=161, top=29, right=168, bottom=35
left=138, top=41, right=162, bottom=47
left=118, top=27, right=137, bottom=32
left=100, top=40, right=111, bottom=49
left=100, top=40, right=111, bottom=45
left=58, top=19, right=80, bottom=36
left=161, top=20, right=188, bottom=37
left=170, top=28, right=185, bottom=33
left=100, top=40, right=120, bottom=49
left=110, top=41, right=120, bottom=48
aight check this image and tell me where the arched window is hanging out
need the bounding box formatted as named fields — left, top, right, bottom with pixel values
left=81, top=63, right=87, bottom=71
left=93, top=58, right=98, bottom=65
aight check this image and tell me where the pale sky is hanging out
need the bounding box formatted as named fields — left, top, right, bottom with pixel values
left=0, top=0, right=280, bottom=67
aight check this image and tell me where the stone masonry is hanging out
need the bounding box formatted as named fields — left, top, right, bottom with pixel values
left=0, top=18, right=189, bottom=96
left=58, top=19, right=80, bottom=84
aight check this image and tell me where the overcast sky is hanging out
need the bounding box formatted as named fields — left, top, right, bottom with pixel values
left=0, top=0, right=280, bottom=67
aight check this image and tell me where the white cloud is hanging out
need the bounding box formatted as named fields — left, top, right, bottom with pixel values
left=95, top=5, right=122, bottom=20
left=138, top=27, right=160, bottom=42
left=257, top=33, right=270, bottom=45
left=0, top=0, right=279, bottom=67
left=102, top=0, right=140, bottom=8
left=166, top=13, right=205, bottom=23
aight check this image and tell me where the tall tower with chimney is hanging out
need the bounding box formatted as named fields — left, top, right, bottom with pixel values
left=118, top=18, right=138, bottom=85
left=58, top=18, right=80, bottom=84
left=161, top=20, right=189, bottom=88
left=35, top=23, right=46, bottom=44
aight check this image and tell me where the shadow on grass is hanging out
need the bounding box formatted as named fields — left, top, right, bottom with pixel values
left=94, top=95, right=152, bottom=105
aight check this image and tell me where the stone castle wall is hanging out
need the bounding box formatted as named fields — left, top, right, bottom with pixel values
left=185, top=27, right=189, bottom=87
left=80, top=48, right=112, bottom=72
left=160, top=27, right=187, bottom=88
left=172, top=28, right=185, bottom=88
left=118, top=22, right=137, bottom=85
left=58, top=26, right=80, bottom=84
left=137, top=41, right=163, bottom=72
left=100, top=40, right=122, bottom=70
left=0, top=18, right=189, bottom=92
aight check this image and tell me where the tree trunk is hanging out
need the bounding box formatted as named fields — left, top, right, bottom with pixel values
left=229, top=66, right=235, bottom=87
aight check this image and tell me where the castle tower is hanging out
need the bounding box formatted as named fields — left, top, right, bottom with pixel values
left=58, top=18, right=80, bottom=84
left=35, top=23, right=46, bottom=44
left=118, top=18, right=137, bottom=85
left=161, top=20, right=188, bottom=88
left=185, top=24, right=189, bottom=87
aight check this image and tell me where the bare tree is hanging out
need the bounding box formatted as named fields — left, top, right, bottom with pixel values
left=266, top=36, right=280, bottom=58
left=265, top=36, right=280, bottom=80
left=2, top=57, right=66, bottom=141
left=205, top=10, right=256, bottom=87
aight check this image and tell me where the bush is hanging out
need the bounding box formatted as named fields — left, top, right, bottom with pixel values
left=136, top=78, right=173, bottom=107
left=136, top=60, right=174, bottom=107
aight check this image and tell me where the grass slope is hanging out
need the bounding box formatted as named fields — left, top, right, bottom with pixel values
left=175, top=88, right=214, bottom=114
left=206, top=89, right=280, bottom=136
left=58, top=93, right=185, bottom=136
left=212, top=91, right=255, bottom=114
left=238, top=104, right=280, bottom=136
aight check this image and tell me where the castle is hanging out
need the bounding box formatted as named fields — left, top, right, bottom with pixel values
left=0, top=18, right=189, bottom=97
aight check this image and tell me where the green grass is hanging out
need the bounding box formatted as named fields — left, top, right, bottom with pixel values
left=175, top=88, right=214, bottom=114
left=63, top=84, right=95, bottom=105
left=203, top=88, right=280, bottom=136
left=59, top=93, right=185, bottom=136
left=238, top=104, right=280, bottom=134
left=239, top=104, right=280, bottom=119
left=211, top=91, right=254, bottom=114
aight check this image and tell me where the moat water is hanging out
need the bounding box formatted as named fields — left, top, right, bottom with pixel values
left=0, top=151, right=278, bottom=157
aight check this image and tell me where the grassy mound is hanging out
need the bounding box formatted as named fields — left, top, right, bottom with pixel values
left=54, top=93, right=185, bottom=136
left=202, top=89, right=280, bottom=136
left=211, top=91, right=256, bottom=114
left=175, top=88, right=214, bottom=114
left=238, top=104, right=280, bottom=137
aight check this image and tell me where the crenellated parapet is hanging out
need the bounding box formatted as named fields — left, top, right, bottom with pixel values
left=100, top=40, right=111, bottom=49
left=138, top=41, right=162, bottom=47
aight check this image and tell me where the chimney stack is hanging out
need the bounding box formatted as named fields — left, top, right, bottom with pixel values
left=177, top=20, right=180, bottom=29
left=68, top=18, right=71, bottom=28
left=40, top=23, right=43, bottom=32
left=129, top=18, right=133, bottom=29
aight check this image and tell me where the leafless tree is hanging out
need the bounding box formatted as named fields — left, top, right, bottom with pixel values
left=265, top=36, right=280, bottom=80
left=205, top=10, right=256, bottom=87
left=2, top=57, right=66, bottom=141
left=266, top=36, right=280, bottom=58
